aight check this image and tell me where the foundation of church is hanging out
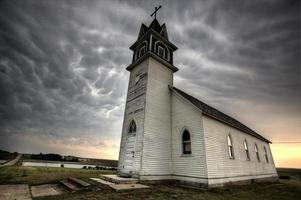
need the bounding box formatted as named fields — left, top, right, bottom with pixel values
left=139, top=175, right=279, bottom=189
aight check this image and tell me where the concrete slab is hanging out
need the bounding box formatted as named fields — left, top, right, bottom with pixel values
left=31, top=184, right=64, bottom=198
left=0, top=184, right=32, bottom=200
left=101, top=174, right=138, bottom=184
left=109, top=183, right=149, bottom=191
left=69, top=177, right=90, bottom=187
left=90, top=178, right=114, bottom=185
left=60, top=180, right=80, bottom=191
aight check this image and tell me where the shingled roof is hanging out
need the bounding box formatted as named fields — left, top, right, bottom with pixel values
left=171, top=86, right=271, bottom=143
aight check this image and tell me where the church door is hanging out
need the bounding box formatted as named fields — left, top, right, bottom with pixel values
left=124, top=120, right=137, bottom=175
left=124, top=134, right=136, bottom=175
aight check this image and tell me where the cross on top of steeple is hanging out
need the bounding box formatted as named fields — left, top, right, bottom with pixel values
left=150, top=5, right=162, bottom=19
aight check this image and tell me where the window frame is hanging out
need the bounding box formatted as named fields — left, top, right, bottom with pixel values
left=139, top=46, right=146, bottom=58
left=154, top=41, right=170, bottom=61
left=128, top=120, right=137, bottom=136
left=227, top=134, right=234, bottom=159
left=264, top=146, right=269, bottom=163
left=255, top=143, right=260, bottom=162
left=157, top=46, right=165, bottom=58
left=244, top=140, right=250, bottom=161
left=182, top=130, right=192, bottom=155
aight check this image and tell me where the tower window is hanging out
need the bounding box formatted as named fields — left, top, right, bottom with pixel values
left=139, top=46, right=146, bottom=58
left=157, top=46, right=165, bottom=58
left=227, top=134, right=234, bottom=159
left=244, top=140, right=250, bottom=161
left=182, top=130, right=191, bottom=155
left=255, top=144, right=260, bottom=162
left=128, top=120, right=136, bottom=136
left=264, top=146, right=269, bottom=163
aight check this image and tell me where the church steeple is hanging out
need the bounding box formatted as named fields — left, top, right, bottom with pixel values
left=127, top=18, right=178, bottom=72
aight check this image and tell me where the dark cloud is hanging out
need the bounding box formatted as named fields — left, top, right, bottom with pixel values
left=0, top=0, right=300, bottom=158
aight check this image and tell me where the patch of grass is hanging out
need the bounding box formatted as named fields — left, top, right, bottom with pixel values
left=37, top=168, right=301, bottom=200
left=0, top=166, right=115, bottom=185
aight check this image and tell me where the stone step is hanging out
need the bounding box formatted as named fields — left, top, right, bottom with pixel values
left=109, top=183, right=149, bottom=192
left=100, top=174, right=138, bottom=184
left=90, top=178, right=114, bottom=185
left=59, top=180, right=80, bottom=191
left=31, top=184, right=65, bottom=198
left=68, top=177, right=90, bottom=187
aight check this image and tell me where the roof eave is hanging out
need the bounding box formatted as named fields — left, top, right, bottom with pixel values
left=126, top=52, right=178, bottom=72
left=202, top=112, right=271, bottom=144
left=170, top=86, right=272, bottom=144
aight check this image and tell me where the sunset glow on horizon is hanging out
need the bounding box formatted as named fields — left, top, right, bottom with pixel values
left=271, top=143, right=301, bottom=169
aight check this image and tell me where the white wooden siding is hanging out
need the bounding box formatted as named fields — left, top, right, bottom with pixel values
left=141, top=57, right=173, bottom=175
left=118, top=59, right=148, bottom=176
left=171, top=92, right=207, bottom=178
left=202, top=115, right=277, bottom=185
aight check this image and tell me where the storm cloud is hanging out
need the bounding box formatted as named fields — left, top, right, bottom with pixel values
left=0, top=0, right=299, bottom=160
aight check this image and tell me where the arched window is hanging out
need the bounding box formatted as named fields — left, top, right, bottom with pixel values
left=264, top=146, right=269, bottom=163
left=154, top=41, right=170, bottom=61
left=255, top=144, right=260, bottom=162
left=182, top=130, right=191, bottom=155
left=244, top=140, right=250, bottom=160
left=227, top=134, right=234, bottom=159
left=157, top=46, right=165, bottom=58
left=139, top=46, right=146, bottom=57
left=128, top=120, right=136, bottom=136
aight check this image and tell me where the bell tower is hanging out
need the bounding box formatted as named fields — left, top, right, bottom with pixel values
left=128, top=18, right=178, bottom=72
left=118, top=9, right=178, bottom=178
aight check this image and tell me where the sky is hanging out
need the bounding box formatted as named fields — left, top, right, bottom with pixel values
left=0, top=0, right=300, bottom=168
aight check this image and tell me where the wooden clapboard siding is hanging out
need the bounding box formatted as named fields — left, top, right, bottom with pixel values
left=171, top=92, right=207, bottom=178
left=203, top=115, right=277, bottom=184
left=141, top=57, right=173, bottom=175
left=118, top=59, right=148, bottom=176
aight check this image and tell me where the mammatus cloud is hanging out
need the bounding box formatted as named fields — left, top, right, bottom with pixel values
left=0, top=0, right=300, bottom=165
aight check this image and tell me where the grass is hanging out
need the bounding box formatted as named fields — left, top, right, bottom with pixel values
left=37, top=178, right=301, bottom=200
left=0, top=166, right=300, bottom=200
left=0, top=166, right=115, bottom=185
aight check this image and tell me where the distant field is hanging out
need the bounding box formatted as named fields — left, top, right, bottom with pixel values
left=21, top=156, right=118, bottom=167
left=0, top=166, right=300, bottom=200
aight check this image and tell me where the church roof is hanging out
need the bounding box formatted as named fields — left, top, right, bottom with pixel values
left=170, top=86, right=271, bottom=143
left=137, top=19, right=169, bottom=40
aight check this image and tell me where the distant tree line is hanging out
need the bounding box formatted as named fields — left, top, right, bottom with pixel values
left=0, top=149, right=18, bottom=160
left=30, top=153, right=79, bottom=162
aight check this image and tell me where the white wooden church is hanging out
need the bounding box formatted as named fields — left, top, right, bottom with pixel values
left=118, top=17, right=278, bottom=187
